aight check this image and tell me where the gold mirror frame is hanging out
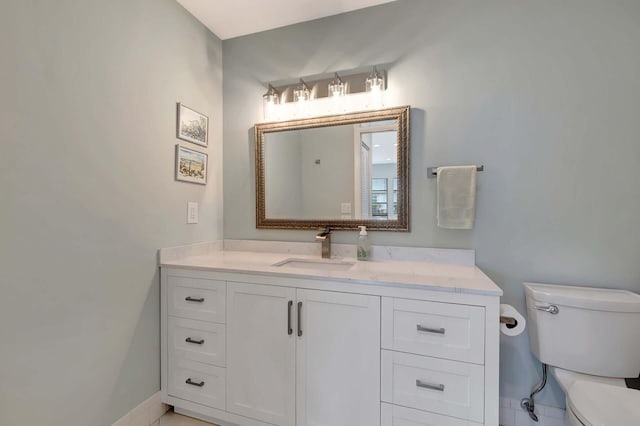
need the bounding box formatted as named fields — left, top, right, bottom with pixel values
left=255, top=105, right=410, bottom=231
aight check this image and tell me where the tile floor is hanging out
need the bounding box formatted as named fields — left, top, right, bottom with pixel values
left=158, top=405, right=569, bottom=426
left=156, top=410, right=217, bottom=426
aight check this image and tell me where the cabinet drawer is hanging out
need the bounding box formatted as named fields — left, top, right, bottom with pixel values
left=382, top=298, right=484, bottom=364
left=381, top=403, right=481, bottom=426
left=168, top=358, right=226, bottom=410
left=168, top=317, right=226, bottom=367
left=381, top=350, right=484, bottom=423
left=168, top=275, right=226, bottom=323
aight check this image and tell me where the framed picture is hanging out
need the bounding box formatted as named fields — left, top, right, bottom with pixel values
left=175, top=144, right=208, bottom=185
left=176, top=103, right=208, bottom=147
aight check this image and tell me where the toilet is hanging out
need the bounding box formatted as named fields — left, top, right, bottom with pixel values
left=524, top=282, right=640, bottom=425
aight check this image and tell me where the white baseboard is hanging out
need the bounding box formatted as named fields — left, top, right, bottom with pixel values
left=500, top=397, right=568, bottom=426
left=112, top=393, right=565, bottom=426
left=112, top=391, right=169, bottom=426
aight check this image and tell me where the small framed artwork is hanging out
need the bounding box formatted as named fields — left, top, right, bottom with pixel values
left=176, top=103, right=208, bottom=147
left=175, top=144, right=208, bottom=185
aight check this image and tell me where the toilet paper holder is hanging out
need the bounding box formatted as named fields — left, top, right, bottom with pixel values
left=500, top=315, right=518, bottom=328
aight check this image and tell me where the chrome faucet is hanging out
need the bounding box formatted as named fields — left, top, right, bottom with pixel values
left=315, top=227, right=331, bottom=259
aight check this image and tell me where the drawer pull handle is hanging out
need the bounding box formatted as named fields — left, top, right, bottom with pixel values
left=185, top=297, right=205, bottom=303
left=416, top=380, right=445, bottom=392
left=416, top=325, right=445, bottom=334
left=185, top=337, right=205, bottom=345
left=185, top=378, right=205, bottom=387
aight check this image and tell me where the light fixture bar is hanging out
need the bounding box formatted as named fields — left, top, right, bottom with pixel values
left=265, top=68, right=386, bottom=104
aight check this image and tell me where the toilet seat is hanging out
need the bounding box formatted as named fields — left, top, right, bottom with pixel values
left=567, top=380, right=640, bottom=425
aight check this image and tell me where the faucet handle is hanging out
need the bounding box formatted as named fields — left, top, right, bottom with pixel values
left=315, top=227, right=331, bottom=241
left=317, top=226, right=331, bottom=235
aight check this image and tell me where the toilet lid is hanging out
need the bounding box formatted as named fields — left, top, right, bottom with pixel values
left=568, top=381, right=640, bottom=426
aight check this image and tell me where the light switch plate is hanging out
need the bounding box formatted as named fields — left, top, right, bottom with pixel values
left=341, top=203, right=352, bottom=214
left=187, top=202, right=198, bottom=224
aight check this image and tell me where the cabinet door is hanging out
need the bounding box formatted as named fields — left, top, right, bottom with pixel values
left=227, top=283, right=296, bottom=426
left=296, top=289, right=381, bottom=426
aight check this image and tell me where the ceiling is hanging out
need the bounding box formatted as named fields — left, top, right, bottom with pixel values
left=370, top=131, right=397, bottom=165
left=176, top=0, right=397, bottom=40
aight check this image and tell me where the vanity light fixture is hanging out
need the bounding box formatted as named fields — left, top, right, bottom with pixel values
left=261, top=66, right=388, bottom=121
left=328, top=72, right=346, bottom=113
left=294, top=78, right=311, bottom=103
left=366, top=66, right=385, bottom=108
left=262, top=84, right=280, bottom=121
left=366, top=66, right=384, bottom=93
left=328, top=72, right=346, bottom=98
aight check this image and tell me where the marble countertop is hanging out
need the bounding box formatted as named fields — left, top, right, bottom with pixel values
left=160, top=246, right=503, bottom=296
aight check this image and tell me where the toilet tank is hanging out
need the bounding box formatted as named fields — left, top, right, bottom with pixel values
left=524, top=282, right=640, bottom=378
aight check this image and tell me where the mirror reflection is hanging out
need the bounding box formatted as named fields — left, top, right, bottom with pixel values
left=255, top=106, right=409, bottom=231
left=264, top=120, right=398, bottom=221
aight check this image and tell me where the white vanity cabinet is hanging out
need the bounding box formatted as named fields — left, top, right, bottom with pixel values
left=161, top=265, right=500, bottom=426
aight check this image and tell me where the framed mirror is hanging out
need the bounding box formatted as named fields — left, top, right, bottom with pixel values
left=255, top=106, right=410, bottom=231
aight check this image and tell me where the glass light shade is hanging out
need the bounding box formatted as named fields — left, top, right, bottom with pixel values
left=329, top=82, right=345, bottom=97
left=263, top=95, right=278, bottom=121
left=294, top=79, right=310, bottom=103
left=262, top=85, right=280, bottom=121
left=366, top=67, right=384, bottom=108
left=328, top=73, right=346, bottom=98
left=328, top=77, right=345, bottom=113
left=263, top=93, right=279, bottom=105
left=366, top=74, right=384, bottom=92
left=294, top=87, right=309, bottom=102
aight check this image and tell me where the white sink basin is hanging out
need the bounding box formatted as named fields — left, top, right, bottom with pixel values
left=272, top=257, right=355, bottom=271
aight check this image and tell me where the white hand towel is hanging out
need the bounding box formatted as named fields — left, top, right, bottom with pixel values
left=437, top=165, right=477, bottom=229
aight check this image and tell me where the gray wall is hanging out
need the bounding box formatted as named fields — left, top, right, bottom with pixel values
left=300, top=126, right=354, bottom=219
left=265, top=131, right=304, bottom=217
left=0, top=1, right=223, bottom=425
left=264, top=125, right=355, bottom=219
left=223, top=0, right=640, bottom=407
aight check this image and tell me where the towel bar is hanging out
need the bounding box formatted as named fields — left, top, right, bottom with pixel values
left=427, top=165, right=484, bottom=178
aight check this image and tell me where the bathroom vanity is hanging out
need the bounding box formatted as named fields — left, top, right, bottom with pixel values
left=160, top=242, right=502, bottom=426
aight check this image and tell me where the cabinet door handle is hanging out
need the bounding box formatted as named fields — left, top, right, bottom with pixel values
left=287, top=300, right=293, bottom=335
left=297, top=301, right=303, bottom=337
left=185, top=378, right=205, bottom=387
left=416, top=325, right=446, bottom=334
left=416, top=380, right=445, bottom=392
left=185, top=337, right=204, bottom=345
left=185, top=297, right=205, bottom=303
